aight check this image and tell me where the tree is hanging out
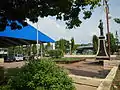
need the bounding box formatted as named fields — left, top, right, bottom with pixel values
left=106, top=33, right=116, bottom=54
left=115, top=31, right=119, bottom=52
left=32, top=44, right=37, bottom=55
left=0, top=0, right=101, bottom=31
left=114, top=18, right=120, bottom=24
left=74, top=44, right=81, bottom=50
left=18, top=46, right=23, bottom=54
left=55, top=39, right=70, bottom=54
left=45, top=43, right=51, bottom=50
left=70, top=37, right=75, bottom=54
left=8, top=46, right=14, bottom=56
left=92, top=35, right=98, bottom=54
left=39, top=43, right=45, bottom=56
left=23, top=45, right=31, bottom=56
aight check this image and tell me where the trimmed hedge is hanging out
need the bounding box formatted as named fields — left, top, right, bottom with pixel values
left=50, top=57, right=85, bottom=64
left=7, top=60, right=75, bottom=90
left=48, top=49, right=64, bottom=58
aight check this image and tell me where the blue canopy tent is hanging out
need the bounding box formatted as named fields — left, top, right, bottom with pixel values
left=0, top=24, right=55, bottom=47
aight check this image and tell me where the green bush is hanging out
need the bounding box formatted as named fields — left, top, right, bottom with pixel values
left=0, top=66, right=4, bottom=84
left=0, top=85, right=11, bottom=90
left=8, top=60, right=75, bottom=90
left=48, top=49, right=64, bottom=58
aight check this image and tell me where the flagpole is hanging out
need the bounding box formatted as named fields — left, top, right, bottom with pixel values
left=36, top=22, right=39, bottom=59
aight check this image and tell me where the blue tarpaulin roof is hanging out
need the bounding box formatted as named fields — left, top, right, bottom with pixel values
left=0, top=25, right=55, bottom=47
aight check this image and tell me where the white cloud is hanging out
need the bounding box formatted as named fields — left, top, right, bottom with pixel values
left=27, top=0, right=120, bottom=44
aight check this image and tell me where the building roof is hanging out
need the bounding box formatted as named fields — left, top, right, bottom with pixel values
left=0, top=24, right=55, bottom=47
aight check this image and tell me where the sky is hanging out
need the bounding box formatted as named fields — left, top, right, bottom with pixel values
left=28, top=0, right=120, bottom=44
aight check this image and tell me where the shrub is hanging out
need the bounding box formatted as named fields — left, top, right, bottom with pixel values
left=48, top=49, right=64, bottom=58
left=0, top=66, right=4, bottom=84
left=0, top=85, right=11, bottom=90
left=8, top=60, right=75, bottom=90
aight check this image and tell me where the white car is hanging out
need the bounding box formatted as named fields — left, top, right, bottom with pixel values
left=14, top=54, right=24, bottom=61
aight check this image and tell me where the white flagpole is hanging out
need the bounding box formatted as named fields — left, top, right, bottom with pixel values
left=40, top=43, right=43, bottom=57
left=36, top=22, right=39, bottom=59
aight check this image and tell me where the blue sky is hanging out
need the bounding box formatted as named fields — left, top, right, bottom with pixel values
left=28, top=0, right=120, bottom=44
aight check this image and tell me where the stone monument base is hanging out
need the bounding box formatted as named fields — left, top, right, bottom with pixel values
left=96, top=56, right=110, bottom=60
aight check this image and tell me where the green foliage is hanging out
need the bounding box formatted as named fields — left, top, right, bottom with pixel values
left=0, top=66, right=4, bottom=84
left=0, top=0, right=101, bottom=30
left=8, top=46, right=24, bottom=56
left=7, top=60, right=75, bottom=90
left=8, top=47, right=14, bottom=56
left=51, top=57, right=83, bottom=64
left=48, top=49, right=64, bottom=58
left=92, top=35, right=98, bottom=54
left=32, top=44, right=37, bottom=55
left=55, top=39, right=70, bottom=54
left=45, top=43, right=52, bottom=51
left=83, top=11, right=92, bottom=19
left=51, top=57, right=81, bottom=62
left=114, top=18, right=120, bottom=24
left=106, top=33, right=116, bottom=54
left=0, top=85, right=11, bottom=90
left=74, top=44, right=80, bottom=49
left=70, top=37, right=75, bottom=54
left=14, top=46, right=23, bottom=54
left=26, top=45, right=31, bottom=56
left=39, top=43, right=45, bottom=56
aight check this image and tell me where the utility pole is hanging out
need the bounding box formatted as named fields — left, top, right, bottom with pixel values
left=104, top=0, right=111, bottom=59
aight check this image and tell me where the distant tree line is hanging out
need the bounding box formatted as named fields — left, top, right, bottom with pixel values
left=7, top=37, right=80, bottom=56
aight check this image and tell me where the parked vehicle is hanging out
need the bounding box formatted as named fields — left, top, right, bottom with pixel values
left=13, top=54, right=24, bottom=61
left=4, top=56, right=14, bottom=62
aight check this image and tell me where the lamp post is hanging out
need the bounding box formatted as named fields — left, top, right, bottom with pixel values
left=104, top=0, right=111, bottom=59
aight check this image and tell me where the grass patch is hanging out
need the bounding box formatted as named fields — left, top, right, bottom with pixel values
left=111, top=66, right=120, bottom=90
left=50, top=57, right=85, bottom=64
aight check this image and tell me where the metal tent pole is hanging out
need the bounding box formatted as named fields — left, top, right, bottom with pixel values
left=36, top=22, right=39, bottom=59
left=40, top=43, right=43, bottom=57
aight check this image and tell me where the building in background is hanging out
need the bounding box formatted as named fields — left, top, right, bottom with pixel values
left=0, top=48, right=8, bottom=58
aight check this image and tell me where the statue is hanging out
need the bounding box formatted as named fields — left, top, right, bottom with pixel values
left=98, top=20, right=103, bottom=36
left=96, top=19, right=109, bottom=60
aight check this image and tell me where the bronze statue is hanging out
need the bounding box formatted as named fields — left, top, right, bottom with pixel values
left=98, top=20, right=103, bottom=36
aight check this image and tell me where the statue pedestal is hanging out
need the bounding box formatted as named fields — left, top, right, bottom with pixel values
left=96, top=36, right=110, bottom=60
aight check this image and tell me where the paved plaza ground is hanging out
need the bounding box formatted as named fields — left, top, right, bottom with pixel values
left=58, top=59, right=110, bottom=78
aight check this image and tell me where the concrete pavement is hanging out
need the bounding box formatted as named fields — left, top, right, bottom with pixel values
left=69, top=74, right=104, bottom=90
